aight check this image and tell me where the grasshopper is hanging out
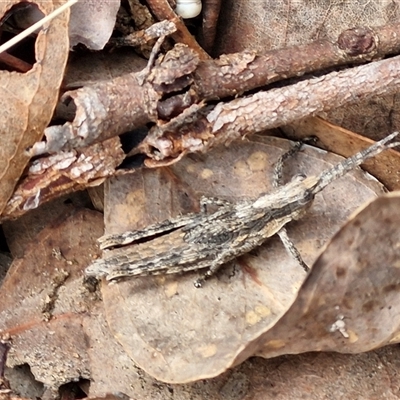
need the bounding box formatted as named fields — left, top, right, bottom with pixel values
left=86, top=132, right=399, bottom=287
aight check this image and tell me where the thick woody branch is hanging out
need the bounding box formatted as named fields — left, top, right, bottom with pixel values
left=30, top=43, right=200, bottom=156
left=193, top=24, right=400, bottom=100
left=140, top=54, right=400, bottom=163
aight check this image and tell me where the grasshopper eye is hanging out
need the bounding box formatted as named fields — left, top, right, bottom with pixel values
left=175, top=0, right=202, bottom=19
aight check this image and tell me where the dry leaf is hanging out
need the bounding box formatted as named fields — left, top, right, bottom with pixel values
left=2, top=191, right=91, bottom=258
left=249, top=191, right=400, bottom=360
left=63, top=47, right=147, bottom=89
left=0, top=254, right=12, bottom=284
left=215, top=0, right=399, bottom=54
left=103, top=167, right=199, bottom=235
left=282, top=117, right=400, bottom=190
left=0, top=209, right=103, bottom=388
left=97, top=135, right=386, bottom=383
left=0, top=1, right=70, bottom=214
left=211, top=347, right=400, bottom=400
left=68, top=0, right=120, bottom=50
left=0, top=206, right=185, bottom=397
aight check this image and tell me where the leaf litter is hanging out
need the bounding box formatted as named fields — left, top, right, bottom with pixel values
left=1, top=0, right=400, bottom=398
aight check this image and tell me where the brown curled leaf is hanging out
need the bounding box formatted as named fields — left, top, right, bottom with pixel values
left=0, top=0, right=70, bottom=215
left=247, top=192, right=400, bottom=362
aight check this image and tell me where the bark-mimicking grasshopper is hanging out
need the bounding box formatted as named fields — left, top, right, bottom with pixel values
left=86, top=132, right=400, bottom=287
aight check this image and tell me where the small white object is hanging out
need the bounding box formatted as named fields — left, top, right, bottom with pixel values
left=329, top=315, right=349, bottom=338
left=175, top=0, right=202, bottom=19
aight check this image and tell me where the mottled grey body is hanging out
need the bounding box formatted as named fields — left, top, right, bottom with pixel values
left=86, top=132, right=399, bottom=286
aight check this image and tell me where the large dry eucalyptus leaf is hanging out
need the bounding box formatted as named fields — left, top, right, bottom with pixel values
left=0, top=209, right=103, bottom=388
left=98, top=135, right=386, bottom=383
left=0, top=0, right=70, bottom=215
left=247, top=192, right=400, bottom=361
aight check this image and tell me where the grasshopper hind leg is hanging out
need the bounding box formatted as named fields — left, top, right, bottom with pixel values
left=274, top=138, right=313, bottom=273
left=277, top=228, right=310, bottom=272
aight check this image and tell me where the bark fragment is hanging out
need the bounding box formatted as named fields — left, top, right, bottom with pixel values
left=2, top=138, right=124, bottom=221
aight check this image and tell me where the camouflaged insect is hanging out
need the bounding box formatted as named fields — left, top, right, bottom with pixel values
left=86, top=132, right=400, bottom=287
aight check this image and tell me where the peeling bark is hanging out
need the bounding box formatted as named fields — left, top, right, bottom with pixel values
left=2, top=138, right=124, bottom=221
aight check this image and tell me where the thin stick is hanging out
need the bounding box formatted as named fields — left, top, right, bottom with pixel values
left=0, top=0, right=78, bottom=54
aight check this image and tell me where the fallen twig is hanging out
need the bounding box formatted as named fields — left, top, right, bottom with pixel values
left=29, top=22, right=400, bottom=159
left=141, top=53, right=400, bottom=163
left=110, top=19, right=177, bottom=48
left=193, top=24, right=400, bottom=100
